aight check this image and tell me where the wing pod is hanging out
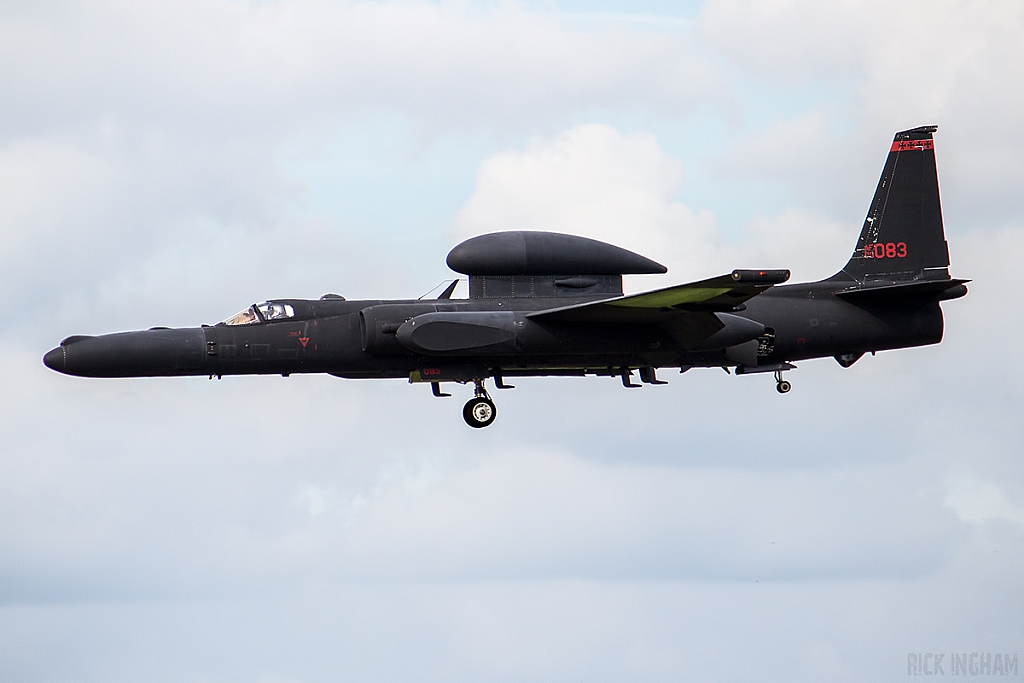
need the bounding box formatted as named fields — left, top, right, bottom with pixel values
left=730, top=269, right=791, bottom=284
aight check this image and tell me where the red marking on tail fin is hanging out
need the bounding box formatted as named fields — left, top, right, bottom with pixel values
left=890, top=139, right=934, bottom=152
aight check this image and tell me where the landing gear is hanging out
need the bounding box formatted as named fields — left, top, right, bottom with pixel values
left=463, top=396, right=496, bottom=428
left=774, top=369, right=792, bottom=394
left=733, top=361, right=796, bottom=393
left=463, top=378, right=497, bottom=428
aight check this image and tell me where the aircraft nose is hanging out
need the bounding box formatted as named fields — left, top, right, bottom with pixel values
left=43, top=347, right=65, bottom=372
left=42, top=328, right=208, bottom=377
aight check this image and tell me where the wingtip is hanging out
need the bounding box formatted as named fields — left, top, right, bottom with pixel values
left=731, top=269, right=790, bottom=284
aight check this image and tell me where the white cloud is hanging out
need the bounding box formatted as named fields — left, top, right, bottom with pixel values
left=452, top=124, right=718, bottom=279
left=0, top=0, right=726, bottom=336
left=334, top=449, right=958, bottom=581
left=699, top=0, right=1004, bottom=99
left=453, top=123, right=856, bottom=284
left=0, top=0, right=720, bottom=135
left=0, top=349, right=965, bottom=595
left=0, top=140, right=117, bottom=259
left=698, top=0, right=1024, bottom=224
left=1, top=1, right=1022, bottom=680
left=945, top=476, right=1024, bottom=527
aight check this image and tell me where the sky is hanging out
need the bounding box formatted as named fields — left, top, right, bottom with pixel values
left=1, top=1, right=1022, bottom=681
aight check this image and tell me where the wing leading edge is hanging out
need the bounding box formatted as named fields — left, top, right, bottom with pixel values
left=525, top=269, right=790, bottom=324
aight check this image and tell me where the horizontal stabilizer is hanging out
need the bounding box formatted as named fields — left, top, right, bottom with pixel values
left=835, top=278, right=969, bottom=301
left=526, top=269, right=789, bottom=323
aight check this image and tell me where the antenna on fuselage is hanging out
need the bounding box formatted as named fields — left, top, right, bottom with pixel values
left=418, top=278, right=461, bottom=300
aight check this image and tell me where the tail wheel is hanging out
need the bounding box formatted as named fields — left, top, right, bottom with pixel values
left=463, top=397, right=497, bottom=428
left=776, top=380, right=792, bottom=394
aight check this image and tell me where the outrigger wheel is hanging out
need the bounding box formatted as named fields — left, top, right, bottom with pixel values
left=463, top=378, right=497, bottom=428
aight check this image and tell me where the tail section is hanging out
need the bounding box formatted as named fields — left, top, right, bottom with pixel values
left=841, top=125, right=951, bottom=284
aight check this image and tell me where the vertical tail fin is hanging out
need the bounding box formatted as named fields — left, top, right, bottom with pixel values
left=840, top=125, right=950, bottom=284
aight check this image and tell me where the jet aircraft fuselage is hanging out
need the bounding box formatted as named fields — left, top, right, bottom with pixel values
left=45, top=282, right=954, bottom=380
left=44, top=126, right=968, bottom=427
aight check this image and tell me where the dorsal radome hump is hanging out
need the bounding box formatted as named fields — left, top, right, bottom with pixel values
left=446, top=231, right=666, bottom=276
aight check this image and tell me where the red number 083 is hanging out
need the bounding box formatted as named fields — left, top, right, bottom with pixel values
left=867, top=242, right=907, bottom=259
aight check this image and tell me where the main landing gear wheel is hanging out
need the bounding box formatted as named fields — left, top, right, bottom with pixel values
left=774, top=369, right=792, bottom=394
left=463, top=396, right=497, bottom=428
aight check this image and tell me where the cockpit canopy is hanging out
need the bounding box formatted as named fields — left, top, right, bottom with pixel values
left=221, top=301, right=296, bottom=326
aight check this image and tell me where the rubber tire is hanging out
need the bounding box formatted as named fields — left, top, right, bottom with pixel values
left=776, top=380, right=792, bottom=394
left=463, top=397, right=497, bottom=428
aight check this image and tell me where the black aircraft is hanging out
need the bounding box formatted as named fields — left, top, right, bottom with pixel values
left=44, top=126, right=967, bottom=427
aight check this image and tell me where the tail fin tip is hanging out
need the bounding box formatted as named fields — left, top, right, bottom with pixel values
left=895, top=125, right=938, bottom=138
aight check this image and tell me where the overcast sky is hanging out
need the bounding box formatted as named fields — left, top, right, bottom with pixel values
left=1, top=1, right=1022, bottom=681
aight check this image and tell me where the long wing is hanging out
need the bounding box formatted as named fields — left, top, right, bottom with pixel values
left=525, top=269, right=790, bottom=324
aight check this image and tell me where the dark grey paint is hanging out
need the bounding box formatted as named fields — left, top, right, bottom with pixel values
left=43, top=126, right=968, bottom=425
